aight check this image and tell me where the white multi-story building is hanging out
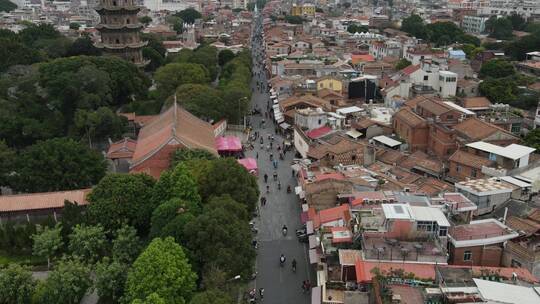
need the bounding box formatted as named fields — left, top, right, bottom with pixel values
left=143, top=0, right=200, bottom=12
left=479, top=0, right=540, bottom=18
left=448, top=0, right=489, bottom=9
left=461, top=15, right=490, bottom=33
left=369, top=39, right=402, bottom=60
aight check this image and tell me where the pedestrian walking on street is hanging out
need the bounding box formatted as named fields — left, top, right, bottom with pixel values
left=259, top=288, right=264, bottom=300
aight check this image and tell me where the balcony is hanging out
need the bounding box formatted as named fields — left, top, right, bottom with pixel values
left=362, top=236, right=448, bottom=264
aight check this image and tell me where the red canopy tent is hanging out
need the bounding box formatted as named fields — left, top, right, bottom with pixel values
left=237, top=158, right=258, bottom=175
left=216, top=136, right=242, bottom=152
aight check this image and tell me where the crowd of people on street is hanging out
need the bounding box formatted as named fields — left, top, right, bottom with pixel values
left=246, top=9, right=311, bottom=304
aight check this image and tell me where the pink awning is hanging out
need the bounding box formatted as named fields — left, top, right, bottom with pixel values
left=216, top=136, right=242, bottom=152
left=237, top=158, right=258, bottom=172
left=300, top=211, right=309, bottom=224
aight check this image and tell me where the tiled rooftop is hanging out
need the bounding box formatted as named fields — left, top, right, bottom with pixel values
left=450, top=220, right=513, bottom=241
left=456, top=178, right=515, bottom=194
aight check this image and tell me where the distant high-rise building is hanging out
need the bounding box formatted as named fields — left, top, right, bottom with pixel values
left=94, top=0, right=147, bottom=66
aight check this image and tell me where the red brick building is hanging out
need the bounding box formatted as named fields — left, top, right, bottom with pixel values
left=448, top=150, right=494, bottom=181
left=448, top=219, right=519, bottom=267
left=392, top=107, right=429, bottom=152
left=428, top=123, right=457, bottom=159
left=129, top=103, right=218, bottom=178
left=453, top=117, right=520, bottom=147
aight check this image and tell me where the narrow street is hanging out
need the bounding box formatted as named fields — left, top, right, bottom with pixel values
left=242, top=11, right=311, bottom=304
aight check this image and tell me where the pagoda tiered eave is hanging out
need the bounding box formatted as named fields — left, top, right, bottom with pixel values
left=94, top=41, right=148, bottom=49
left=95, top=5, right=141, bottom=13
left=95, top=23, right=143, bottom=31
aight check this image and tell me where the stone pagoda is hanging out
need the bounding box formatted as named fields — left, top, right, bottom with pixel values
left=94, top=0, right=147, bottom=66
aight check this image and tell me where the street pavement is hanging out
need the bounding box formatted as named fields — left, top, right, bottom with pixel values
left=243, top=13, right=311, bottom=304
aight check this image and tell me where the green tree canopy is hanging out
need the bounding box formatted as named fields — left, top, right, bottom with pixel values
left=189, top=45, right=219, bottom=81
left=19, top=23, right=61, bottom=47
left=479, top=59, right=515, bottom=78
left=143, top=47, right=165, bottom=72
left=347, top=24, right=369, bottom=34
left=485, top=16, right=513, bottom=40
left=33, top=259, right=91, bottom=304
left=0, top=37, right=42, bottom=71
left=284, top=15, right=305, bottom=24
left=38, top=56, right=149, bottom=125
left=462, top=44, right=484, bottom=59
left=66, top=36, right=102, bottom=57
left=523, top=129, right=540, bottom=150
left=0, top=140, right=15, bottom=187
left=68, top=224, right=107, bottom=263
left=139, top=16, right=153, bottom=26
left=195, top=158, right=259, bottom=212
left=32, top=224, right=63, bottom=270
left=184, top=202, right=255, bottom=279
left=0, top=263, right=36, bottom=304
left=175, top=8, right=202, bottom=24
left=505, top=30, right=540, bottom=60
left=155, top=63, right=210, bottom=99
left=189, top=290, right=234, bottom=304
left=220, top=83, right=250, bottom=124
left=125, top=237, right=197, bottom=304
left=394, top=58, right=412, bottom=70
left=171, top=148, right=217, bottom=167
left=132, top=293, right=167, bottom=304
left=401, top=14, right=427, bottom=39
left=59, top=200, right=86, bottom=240
left=218, top=49, right=235, bottom=66
left=87, top=173, right=156, bottom=233
left=166, top=16, right=184, bottom=33
left=95, top=257, right=127, bottom=303
left=72, top=107, right=127, bottom=147
left=151, top=163, right=202, bottom=206
left=69, top=22, right=80, bottom=30
left=509, top=13, right=526, bottom=30
left=479, top=77, right=518, bottom=104
left=12, top=138, right=106, bottom=193
left=150, top=198, right=198, bottom=244
left=0, top=0, right=16, bottom=12
left=204, top=195, right=249, bottom=221
left=174, top=84, right=224, bottom=121
left=112, top=224, right=142, bottom=264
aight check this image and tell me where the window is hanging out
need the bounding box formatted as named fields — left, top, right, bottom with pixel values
left=424, top=75, right=429, bottom=81
left=471, top=169, right=477, bottom=178
left=112, top=0, right=117, bottom=5
left=463, top=251, right=472, bottom=261
left=417, top=221, right=434, bottom=232
left=456, top=165, right=461, bottom=172
left=352, top=155, right=357, bottom=161
left=439, top=227, right=447, bottom=237
left=318, top=119, right=322, bottom=125
left=447, top=115, right=453, bottom=120
left=511, top=123, right=521, bottom=134
left=511, top=259, right=522, bottom=267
